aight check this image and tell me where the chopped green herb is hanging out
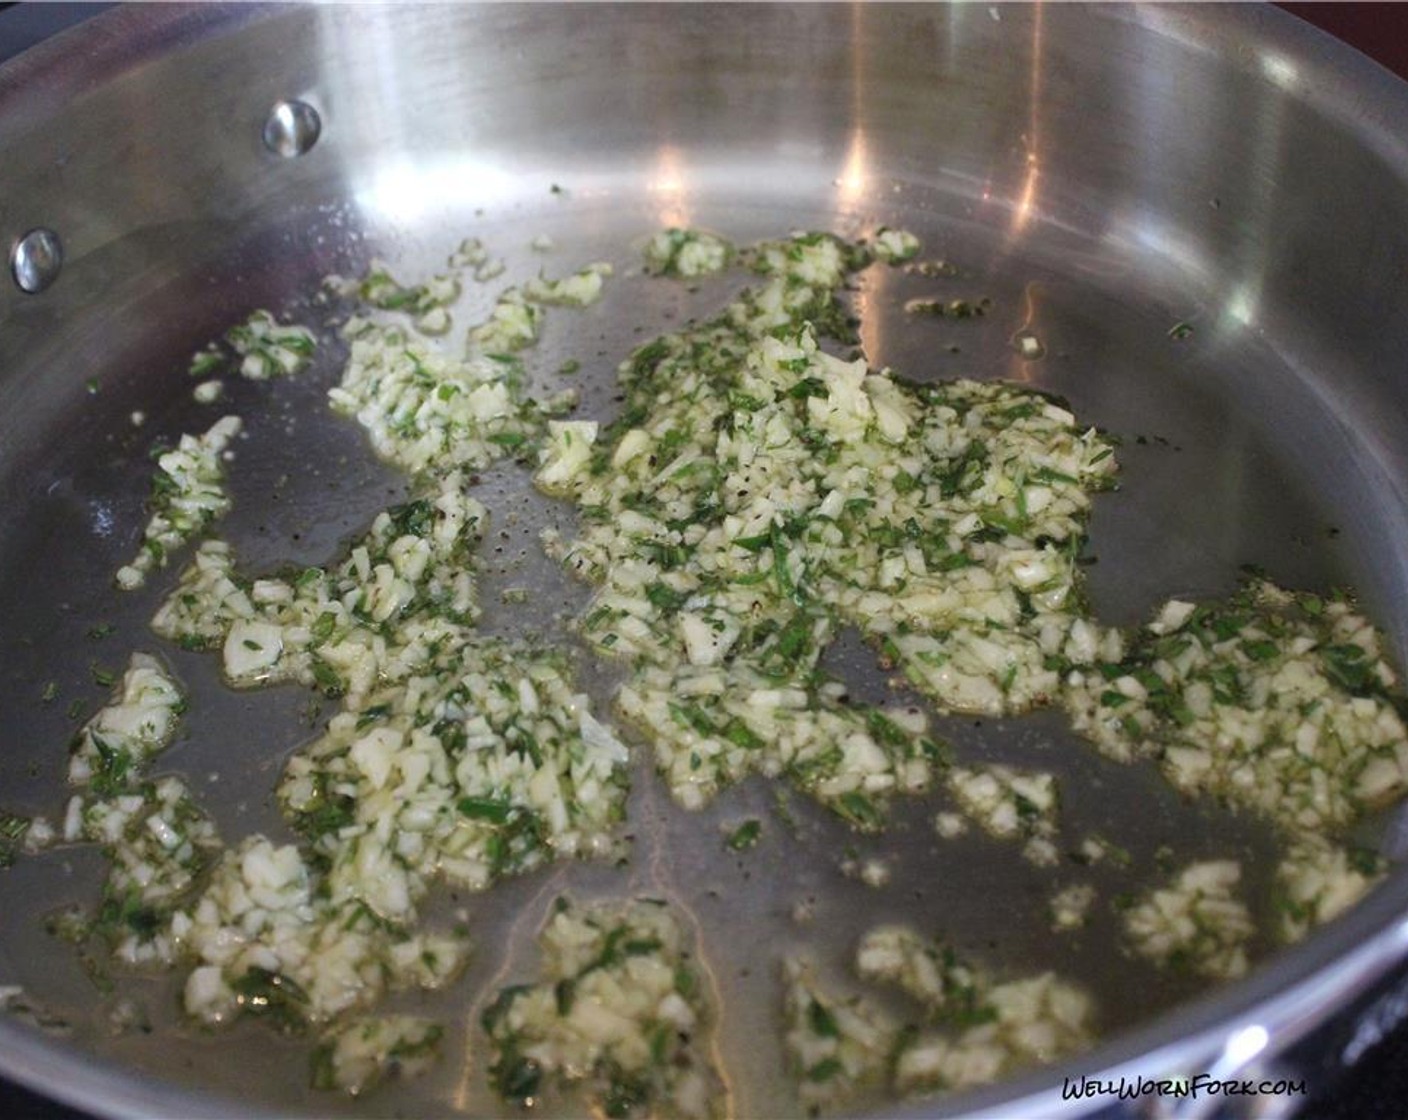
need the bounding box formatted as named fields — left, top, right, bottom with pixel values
left=726, top=819, right=762, bottom=851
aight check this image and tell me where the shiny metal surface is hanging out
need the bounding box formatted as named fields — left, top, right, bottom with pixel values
left=10, top=228, right=63, bottom=294
left=262, top=98, right=321, bottom=159
left=2, top=3, right=1408, bottom=1117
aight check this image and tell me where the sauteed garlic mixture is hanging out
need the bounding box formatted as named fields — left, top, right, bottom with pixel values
left=4, top=224, right=1406, bottom=1116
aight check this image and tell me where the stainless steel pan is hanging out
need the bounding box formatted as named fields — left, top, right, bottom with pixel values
left=3, top=3, right=1408, bottom=1117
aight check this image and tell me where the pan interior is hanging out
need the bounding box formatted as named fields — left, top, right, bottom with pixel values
left=0, top=4, right=1407, bottom=1117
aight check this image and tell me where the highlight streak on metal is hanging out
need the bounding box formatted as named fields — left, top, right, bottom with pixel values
left=1007, top=280, right=1044, bottom=384
left=670, top=890, right=739, bottom=1120
left=845, top=3, right=878, bottom=363
left=451, top=869, right=568, bottom=1111
left=633, top=772, right=738, bottom=1120
left=838, top=3, right=870, bottom=214
left=651, top=144, right=690, bottom=230
left=1010, top=0, right=1044, bottom=238
left=837, top=129, right=870, bottom=213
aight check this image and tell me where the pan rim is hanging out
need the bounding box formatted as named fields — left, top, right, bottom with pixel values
left=2, top=2, right=1408, bottom=1117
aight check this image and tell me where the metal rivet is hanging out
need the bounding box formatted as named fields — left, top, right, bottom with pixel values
left=11, top=228, right=63, bottom=294
left=262, top=99, right=321, bottom=158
